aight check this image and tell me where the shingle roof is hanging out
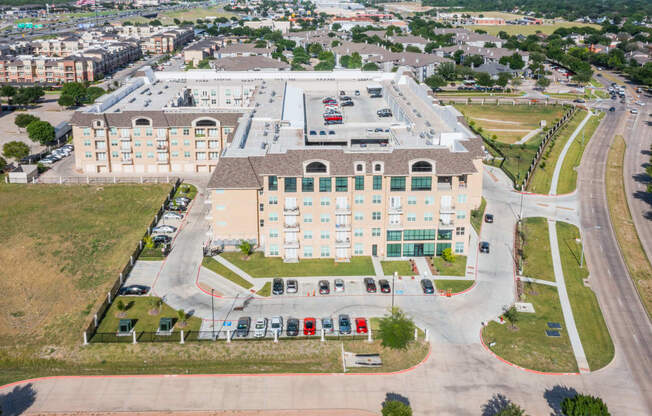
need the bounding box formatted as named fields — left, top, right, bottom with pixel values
left=70, top=111, right=243, bottom=128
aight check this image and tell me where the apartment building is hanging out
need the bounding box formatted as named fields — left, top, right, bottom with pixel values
left=0, top=55, right=101, bottom=84
left=141, top=28, right=194, bottom=54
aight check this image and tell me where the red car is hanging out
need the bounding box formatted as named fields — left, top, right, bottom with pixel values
left=355, top=318, right=368, bottom=334
left=303, top=317, right=316, bottom=335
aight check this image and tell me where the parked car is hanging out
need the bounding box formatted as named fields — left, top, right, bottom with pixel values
left=334, top=278, right=345, bottom=292
left=631, top=108, right=639, bottom=114
left=354, top=90, right=360, bottom=96
left=379, top=279, right=391, bottom=293
left=339, top=90, right=346, bottom=96
left=609, top=107, right=616, bottom=112
left=174, top=197, right=191, bottom=205
left=167, top=204, right=186, bottom=212
left=338, top=314, right=351, bottom=334
left=319, top=280, right=330, bottom=294
left=236, top=316, right=251, bottom=337
left=119, top=285, right=150, bottom=296
left=152, top=225, right=177, bottom=234
left=254, top=318, right=267, bottom=338
left=309, top=130, right=317, bottom=135
left=152, top=235, right=171, bottom=245
left=341, top=100, right=354, bottom=107
left=303, top=317, right=316, bottom=335
left=321, top=317, right=334, bottom=333
left=286, top=279, right=298, bottom=293
left=485, top=214, right=494, bottom=223
left=377, top=108, right=392, bottom=117
left=573, top=99, right=585, bottom=103
left=163, top=211, right=184, bottom=220
left=286, top=318, right=300, bottom=336
left=479, top=241, right=490, bottom=253
left=421, top=279, right=434, bottom=294
left=364, top=277, right=377, bottom=293
left=355, top=318, right=368, bottom=334
left=270, top=316, right=283, bottom=335
left=272, top=278, right=284, bottom=295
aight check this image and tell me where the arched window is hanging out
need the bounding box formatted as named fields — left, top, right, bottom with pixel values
left=412, top=161, right=432, bottom=172
left=134, top=118, right=151, bottom=126
left=306, top=161, right=327, bottom=173
left=356, top=163, right=364, bottom=172
left=195, top=119, right=217, bottom=127
left=374, top=163, right=382, bottom=172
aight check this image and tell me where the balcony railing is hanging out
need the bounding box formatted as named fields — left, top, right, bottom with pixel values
left=156, top=143, right=167, bottom=150
left=283, top=240, right=299, bottom=249
left=437, top=183, right=452, bottom=191
left=283, top=206, right=299, bottom=215
left=335, top=238, right=351, bottom=248
left=335, top=223, right=351, bottom=230
left=121, top=158, right=133, bottom=165
left=156, top=158, right=169, bottom=164
left=387, top=222, right=402, bottom=229
left=388, top=205, right=403, bottom=214
left=335, top=205, right=351, bottom=214
left=284, top=223, right=300, bottom=231
left=439, top=205, right=455, bottom=214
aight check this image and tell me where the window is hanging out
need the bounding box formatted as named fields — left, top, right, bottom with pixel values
left=355, top=176, right=364, bottom=190
left=373, top=175, right=382, bottom=190
left=304, top=231, right=313, bottom=239
left=145, top=128, right=153, bottom=137
left=111, top=140, right=118, bottom=146
left=110, top=127, right=117, bottom=135
left=184, top=151, right=190, bottom=158
left=372, top=195, right=382, bottom=204
left=390, top=177, right=406, bottom=191
left=147, top=152, right=154, bottom=158
left=374, top=163, right=382, bottom=172
left=372, top=212, right=381, bottom=220
left=304, top=214, right=313, bottom=223
left=456, top=210, right=466, bottom=219
left=455, top=242, right=464, bottom=254
left=170, top=128, right=178, bottom=135
left=321, top=245, right=330, bottom=257
left=85, top=152, right=92, bottom=158
left=321, top=230, right=330, bottom=239
left=354, top=212, right=363, bottom=221
left=183, top=139, right=190, bottom=146
left=303, top=246, right=313, bottom=258
left=135, top=152, right=142, bottom=158
left=407, top=213, right=416, bottom=222
left=456, top=226, right=465, bottom=236
left=269, top=196, right=278, bottom=205
left=424, top=212, right=434, bottom=222
left=83, top=139, right=91, bottom=146
left=412, top=161, right=432, bottom=172
left=303, top=197, right=313, bottom=206
left=120, top=129, right=129, bottom=138
left=407, top=196, right=417, bottom=205
left=356, top=163, right=364, bottom=172
left=411, top=176, right=432, bottom=191
left=269, top=229, right=279, bottom=238
left=320, top=214, right=330, bottom=223
left=284, top=178, right=296, bottom=193
left=302, top=177, right=314, bottom=192
left=320, top=197, right=330, bottom=206
left=111, top=151, right=118, bottom=158
left=268, top=176, right=278, bottom=191
left=404, top=243, right=435, bottom=256
left=387, top=244, right=401, bottom=257
left=95, top=129, right=105, bottom=137
left=387, top=231, right=402, bottom=241
left=269, top=245, right=279, bottom=256
left=436, top=243, right=451, bottom=256
left=425, top=196, right=434, bottom=206
left=354, top=228, right=363, bottom=237
left=146, top=140, right=153, bottom=147
left=171, top=139, right=178, bottom=146
left=354, top=243, right=364, bottom=255
left=354, top=195, right=364, bottom=204
left=335, top=177, right=348, bottom=192
left=183, top=128, right=190, bottom=135
left=438, top=229, right=453, bottom=240
left=306, top=161, right=327, bottom=173
left=269, top=213, right=278, bottom=222
left=134, top=118, right=150, bottom=126
left=372, top=228, right=381, bottom=237
left=457, top=194, right=468, bottom=204
left=83, top=128, right=90, bottom=136
left=404, top=229, right=436, bottom=240
left=319, top=177, right=331, bottom=192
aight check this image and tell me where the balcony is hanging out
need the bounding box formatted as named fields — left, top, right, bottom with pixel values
left=439, top=205, right=455, bottom=214
left=283, top=206, right=299, bottom=215
left=335, top=223, right=351, bottom=231
left=335, top=238, right=351, bottom=248
left=283, top=240, right=299, bottom=249
left=437, top=182, right=452, bottom=191
left=439, top=219, right=454, bottom=227
left=120, top=136, right=131, bottom=141
left=388, top=205, right=403, bottom=214
left=284, top=223, right=300, bottom=231
left=156, top=143, right=167, bottom=150
left=387, top=222, right=402, bottom=229
left=156, top=158, right=169, bottom=164
left=121, top=158, right=133, bottom=165
left=335, top=205, right=351, bottom=215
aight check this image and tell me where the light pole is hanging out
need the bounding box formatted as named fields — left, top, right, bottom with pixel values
left=211, top=288, right=215, bottom=339
left=391, top=271, right=397, bottom=310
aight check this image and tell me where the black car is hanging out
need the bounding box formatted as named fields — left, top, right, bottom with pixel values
left=364, top=277, right=377, bottom=293
left=119, top=285, right=150, bottom=296
left=236, top=316, right=251, bottom=337
left=485, top=214, right=494, bottom=223
left=338, top=314, right=351, bottom=334
left=379, top=279, right=391, bottom=293
left=286, top=318, right=300, bottom=336
left=272, top=278, right=284, bottom=295
left=319, top=280, right=330, bottom=295
left=609, top=107, right=616, bottom=112
left=341, top=100, right=354, bottom=107
left=152, top=234, right=172, bottom=245
left=420, top=279, right=434, bottom=294
left=480, top=241, right=490, bottom=253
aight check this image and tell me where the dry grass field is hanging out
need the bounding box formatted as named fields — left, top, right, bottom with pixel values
left=464, top=22, right=600, bottom=36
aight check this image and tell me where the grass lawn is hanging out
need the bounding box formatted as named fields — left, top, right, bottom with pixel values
left=527, top=110, right=587, bottom=194
left=522, top=217, right=555, bottom=281
left=174, top=183, right=197, bottom=200
left=381, top=260, right=414, bottom=276
left=431, top=256, right=467, bottom=276
left=456, top=104, right=565, bottom=144
left=465, top=22, right=599, bottom=36
left=434, top=279, right=474, bottom=293
left=219, top=252, right=375, bottom=277
left=483, top=283, right=578, bottom=372
left=94, top=296, right=202, bottom=335
left=126, top=5, right=235, bottom=25
left=556, top=113, right=604, bottom=194
left=256, top=282, right=271, bottom=297
left=556, top=222, right=614, bottom=370
left=471, top=197, right=487, bottom=234
left=138, top=245, right=166, bottom=261
left=606, top=136, right=652, bottom=319
left=202, top=257, right=253, bottom=290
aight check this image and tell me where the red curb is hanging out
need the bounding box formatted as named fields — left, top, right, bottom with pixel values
left=0, top=342, right=432, bottom=391
left=514, top=189, right=577, bottom=197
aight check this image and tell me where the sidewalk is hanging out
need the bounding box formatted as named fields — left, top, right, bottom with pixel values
left=371, top=256, right=384, bottom=278
left=550, top=110, right=593, bottom=195
left=212, top=255, right=263, bottom=289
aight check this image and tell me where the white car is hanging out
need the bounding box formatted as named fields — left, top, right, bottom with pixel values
left=630, top=108, right=639, bottom=114
left=254, top=318, right=267, bottom=338
left=334, top=279, right=345, bottom=292
left=270, top=316, right=283, bottom=335
left=636, top=101, right=645, bottom=106
left=152, top=225, right=177, bottom=234
left=162, top=211, right=184, bottom=220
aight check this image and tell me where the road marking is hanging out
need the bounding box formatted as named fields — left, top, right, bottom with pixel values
left=558, top=206, right=575, bottom=211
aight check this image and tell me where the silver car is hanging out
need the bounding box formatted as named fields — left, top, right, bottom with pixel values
left=334, top=279, right=345, bottom=292
left=321, top=317, right=334, bottom=333
left=163, top=211, right=184, bottom=220
left=254, top=318, right=267, bottom=338
left=152, top=225, right=177, bottom=234
left=286, top=279, right=298, bottom=293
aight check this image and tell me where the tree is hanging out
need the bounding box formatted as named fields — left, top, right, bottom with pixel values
left=116, top=299, right=126, bottom=317
left=496, top=72, right=512, bottom=88
left=362, top=62, right=379, bottom=71
left=173, top=18, right=180, bottom=25
left=0, top=156, right=6, bottom=172
left=425, top=74, right=446, bottom=90
left=148, top=297, right=162, bottom=313
left=60, top=82, right=87, bottom=106
left=382, top=400, right=412, bottom=416
left=378, top=307, right=416, bottom=350
left=176, top=309, right=187, bottom=327
left=27, top=121, right=55, bottom=145
left=143, top=235, right=155, bottom=249
left=239, top=240, right=252, bottom=256
left=0, top=84, right=16, bottom=104
left=502, top=306, right=518, bottom=329
left=561, top=394, right=609, bottom=416
left=496, top=403, right=527, bottom=416
left=476, top=72, right=494, bottom=87
left=14, top=113, right=39, bottom=129
left=405, top=45, right=421, bottom=53
left=332, top=22, right=341, bottom=31
left=3, top=141, right=30, bottom=160
left=57, top=94, right=75, bottom=108
left=441, top=247, right=456, bottom=262
left=438, top=62, right=457, bottom=81
left=536, top=76, right=551, bottom=91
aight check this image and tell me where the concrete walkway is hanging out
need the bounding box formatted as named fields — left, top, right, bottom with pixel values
left=212, top=255, right=259, bottom=288
left=413, top=257, right=431, bottom=277
left=548, top=219, right=590, bottom=373
left=518, top=276, right=558, bottom=287
left=515, top=127, right=542, bottom=145
left=549, top=110, right=593, bottom=195
left=371, top=256, right=384, bottom=278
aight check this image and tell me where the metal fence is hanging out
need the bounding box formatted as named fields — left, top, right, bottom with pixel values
left=82, top=178, right=182, bottom=345
left=37, top=176, right=178, bottom=185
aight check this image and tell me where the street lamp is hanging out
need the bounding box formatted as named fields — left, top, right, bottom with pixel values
left=211, top=288, right=215, bottom=339
left=392, top=271, right=397, bottom=310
